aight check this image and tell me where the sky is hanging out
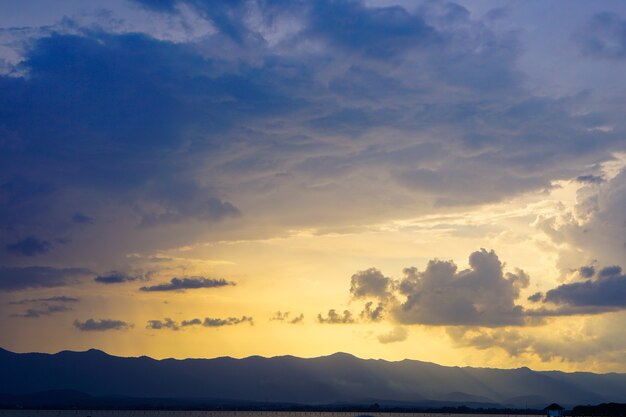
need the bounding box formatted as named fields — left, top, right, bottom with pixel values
left=1, top=0, right=626, bottom=373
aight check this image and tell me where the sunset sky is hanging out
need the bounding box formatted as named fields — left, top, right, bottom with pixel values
left=1, top=0, right=626, bottom=373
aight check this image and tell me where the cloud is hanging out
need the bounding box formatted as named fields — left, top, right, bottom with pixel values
left=139, top=277, right=235, bottom=292
left=146, top=318, right=179, bottom=330
left=359, top=301, right=385, bottom=322
left=543, top=269, right=626, bottom=309
left=147, top=316, right=254, bottom=329
left=1, top=0, right=622, bottom=269
left=447, top=327, right=533, bottom=357
left=8, top=295, right=79, bottom=318
left=11, top=304, right=72, bottom=318
left=599, top=265, right=622, bottom=278
left=9, top=296, right=80, bottom=305
left=574, top=12, right=626, bottom=60
left=579, top=265, right=596, bottom=279
left=95, top=272, right=142, bottom=284
left=289, top=313, right=304, bottom=324
left=377, top=326, right=408, bottom=344
left=447, top=314, right=626, bottom=365
left=576, top=175, right=604, bottom=184
left=317, top=309, right=355, bottom=324
left=202, top=316, right=253, bottom=327
left=270, top=311, right=304, bottom=324
left=6, top=236, right=51, bottom=257
left=74, top=318, right=132, bottom=331
left=350, top=268, right=394, bottom=300
left=394, top=249, right=529, bottom=327
left=72, top=212, right=93, bottom=224
left=0, top=266, right=91, bottom=291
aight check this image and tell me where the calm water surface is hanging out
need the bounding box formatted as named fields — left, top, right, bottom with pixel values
left=0, top=411, right=539, bottom=417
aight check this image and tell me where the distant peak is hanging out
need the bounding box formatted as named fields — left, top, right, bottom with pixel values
left=85, top=348, right=107, bottom=355
left=325, top=352, right=357, bottom=359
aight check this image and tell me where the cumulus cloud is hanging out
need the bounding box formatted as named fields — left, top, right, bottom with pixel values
left=74, top=318, right=132, bottom=331
left=146, top=318, right=179, bottom=331
left=350, top=268, right=394, bottom=300
left=5, top=236, right=51, bottom=257
left=270, top=311, right=304, bottom=324
left=0, top=266, right=91, bottom=291
left=317, top=309, right=355, bottom=324
left=378, top=326, right=408, bottom=344
left=337, top=250, right=626, bottom=330
left=359, top=301, right=385, bottom=322
left=394, top=249, right=529, bottom=327
left=139, top=277, right=235, bottom=292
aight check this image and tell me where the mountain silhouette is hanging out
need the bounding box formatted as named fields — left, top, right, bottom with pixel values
left=1, top=348, right=625, bottom=408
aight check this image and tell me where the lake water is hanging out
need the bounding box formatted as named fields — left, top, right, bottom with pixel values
left=0, top=412, right=540, bottom=417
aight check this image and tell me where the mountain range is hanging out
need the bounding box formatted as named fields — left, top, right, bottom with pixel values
left=1, top=347, right=625, bottom=409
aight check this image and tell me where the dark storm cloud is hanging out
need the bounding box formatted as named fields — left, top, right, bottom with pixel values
left=74, top=318, right=132, bottom=331
left=317, top=309, right=355, bottom=324
left=527, top=292, right=544, bottom=303
left=6, top=236, right=51, bottom=257
left=146, top=318, right=179, bottom=331
left=394, top=249, right=529, bottom=327
left=0, top=30, right=244, bottom=236
left=1, top=0, right=625, bottom=270
left=544, top=271, right=626, bottom=309
left=574, top=12, right=626, bottom=60
left=94, top=272, right=142, bottom=284
left=139, top=277, right=235, bottom=292
left=0, top=266, right=91, bottom=291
